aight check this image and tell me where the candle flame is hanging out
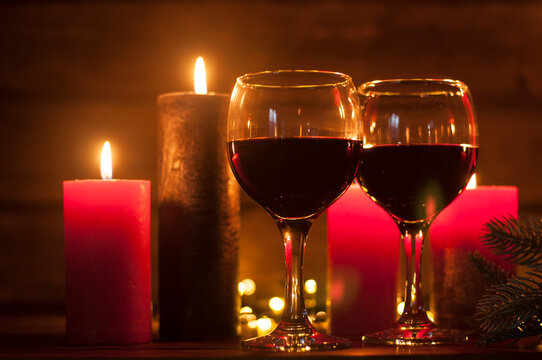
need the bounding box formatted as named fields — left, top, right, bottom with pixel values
left=101, top=141, right=112, bottom=180
left=194, top=56, right=207, bottom=95
left=466, top=174, right=477, bottom=190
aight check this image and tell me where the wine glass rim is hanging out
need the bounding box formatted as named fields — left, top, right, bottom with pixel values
left=358, top=78, right=469, bottom=96
left=236, top=70, right=353, bottom=89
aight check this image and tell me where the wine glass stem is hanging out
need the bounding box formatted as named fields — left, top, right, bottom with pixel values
left=276, top=218, right=312, bottom=324
left=397, top=221, right=432, bottom=325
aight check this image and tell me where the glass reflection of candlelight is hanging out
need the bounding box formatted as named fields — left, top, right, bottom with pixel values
left=426, top=311, right=435, bottom=323
left=397, top=301, right=434, bottom=322
left=466, top=174, right=477, bottom=190
left=397, top=301, right=405, bottom=315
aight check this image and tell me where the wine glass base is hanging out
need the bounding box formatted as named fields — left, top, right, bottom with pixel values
left=363, top=323, right=465, bottom=346
left=241, top=324, right=351, bottom=352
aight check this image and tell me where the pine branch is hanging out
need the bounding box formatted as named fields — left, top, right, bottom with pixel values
left=478, top=316, right=542, bottom=345
left=475, top=276, right=542, bottom=332
left=468, top=251, right=512, bottom=286
left=526, top=267, right=542, bottom=281
left=473, top=214, right=542, bottom=345
left=483, top=215, right=542, bottom=266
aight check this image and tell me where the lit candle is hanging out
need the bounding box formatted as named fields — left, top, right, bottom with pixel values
left=63, top=142, right=151, bottom=344
left=157, top=57, right=240, bottom=340
left=430, top=175, right=518, bottom=332
left=327, top=182, right=400, bottom=336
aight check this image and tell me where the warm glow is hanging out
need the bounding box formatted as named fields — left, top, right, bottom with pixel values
left=305, top=298, right=317, bottom=309
left=238, top=279, right=256, bottom=296
left=257, top=317, right=273, bottom=333
left=238, top=282, right=246, bottom=295
left=240, top=306, right=253, bottom=314
left=248, top=319, right=258, bottom=329
left=269, top=297, right=284, bottom=312
left=194, top=56, right=207, bottom=95
left=101, top=141, right=112, bottom=180
left=304, top=279, right=317, bottom=294
left=397, top=301, right=405, bottom=315
left=466, top=174, right=477, bottom=190
left=338, top=103, right=346, bottom=120
left=427, top=310, right=435, bottom=323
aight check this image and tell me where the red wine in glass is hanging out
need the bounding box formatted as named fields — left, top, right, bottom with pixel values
left=356, top=79, right=479, bottom=345
left=227, top=70, right=362, bottom=351
left=228, top=137, right=362, bottom=219
left=356, top=144, right=478, bottom=222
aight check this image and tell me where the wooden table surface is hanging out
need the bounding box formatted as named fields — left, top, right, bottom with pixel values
left=0, top=312, right=540, bottom=359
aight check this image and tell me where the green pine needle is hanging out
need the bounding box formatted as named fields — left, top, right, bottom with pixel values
left=482, top=215, right=542, bottom=266
left=471, top=214, right=542, bottom=345
left=476, top=276, right=542, bottom=332
left=468, top=251, right=512, bottom=286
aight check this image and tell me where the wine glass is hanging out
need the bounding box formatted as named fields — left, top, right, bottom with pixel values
left=227, top=70, right=363, bottom=351
left=356, top=79, right=478, bottom=345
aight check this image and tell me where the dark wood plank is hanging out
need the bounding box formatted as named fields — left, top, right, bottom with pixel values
left=0, top=313, right=540, bottom=359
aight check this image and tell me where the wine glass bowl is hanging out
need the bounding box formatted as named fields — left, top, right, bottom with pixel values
left=356, top=79, right=478, bottom=345
left=229, top=137, right=362, bottom=219
left=227, top=70, right=362, bottom=351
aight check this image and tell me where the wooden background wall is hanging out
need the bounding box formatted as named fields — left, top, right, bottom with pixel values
left=0, top=0, right=541, bottom=309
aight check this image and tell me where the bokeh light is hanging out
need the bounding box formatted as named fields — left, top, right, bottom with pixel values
left=238, top=278, right=256, bottom=296
left=304, top=279, right=317, bottom=294
left=269, top=297, right=284, bottom=312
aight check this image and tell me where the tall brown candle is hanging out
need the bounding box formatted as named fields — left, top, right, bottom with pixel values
left=157, top=58, right=240, bottom=340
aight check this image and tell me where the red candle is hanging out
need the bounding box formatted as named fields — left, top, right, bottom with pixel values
left=327, top=182, right=400, bottom=337
left=63, top=141, right=152, bottom=344
left=430, top=176, right=518, bottom=332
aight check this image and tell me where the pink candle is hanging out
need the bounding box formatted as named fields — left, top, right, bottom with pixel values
left=430, top=180, right=518, bottom=332
left=63, top=142, right=152, bottom=344
left=327, top=182, right=400, bottom=337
